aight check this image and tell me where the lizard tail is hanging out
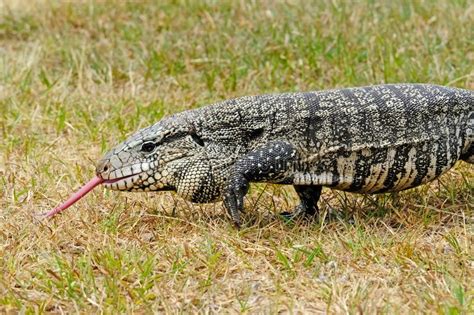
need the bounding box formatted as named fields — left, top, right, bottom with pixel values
left=461, top=107, right=473, bottom=163
left=460, top=90, right=474, bottom=163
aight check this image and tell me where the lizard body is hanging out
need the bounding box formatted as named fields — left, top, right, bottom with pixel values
left=95, top=84, right=473, bottom=226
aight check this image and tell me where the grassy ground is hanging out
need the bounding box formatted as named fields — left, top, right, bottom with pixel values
left=1, top=0, right=473, bottom=313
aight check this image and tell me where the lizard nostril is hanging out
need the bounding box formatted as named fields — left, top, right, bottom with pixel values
left=96, top=159, right=111, bottom=176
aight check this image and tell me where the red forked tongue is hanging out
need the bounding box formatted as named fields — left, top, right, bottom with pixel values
left=44, top=176, right=104, bottom=218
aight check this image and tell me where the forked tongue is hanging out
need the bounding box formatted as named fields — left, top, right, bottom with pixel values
left=44, top=176, right=104, bottom=218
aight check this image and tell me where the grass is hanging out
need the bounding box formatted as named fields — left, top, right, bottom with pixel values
left=0, top=0, right=473, bottom=313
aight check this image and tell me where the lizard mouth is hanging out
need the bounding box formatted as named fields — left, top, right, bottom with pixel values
left=102, top=173, right=143, bottom=190
left=102, top=174, right=137, bottom=184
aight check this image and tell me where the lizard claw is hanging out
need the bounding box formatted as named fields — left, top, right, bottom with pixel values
left=223, top=174, right=249, bottom=228
left=279, top=204, right=306, bottom=222
left=224, top=190, right=242, bottom=228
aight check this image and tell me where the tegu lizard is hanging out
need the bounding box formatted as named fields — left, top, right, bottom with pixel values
left=46, top=84, right=473, bottom=227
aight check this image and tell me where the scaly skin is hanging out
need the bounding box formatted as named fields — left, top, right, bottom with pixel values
left=96, top=84, right=474, bottom=227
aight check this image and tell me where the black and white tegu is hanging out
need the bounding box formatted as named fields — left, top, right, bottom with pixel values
left=46, top=84, right=473, bottom=227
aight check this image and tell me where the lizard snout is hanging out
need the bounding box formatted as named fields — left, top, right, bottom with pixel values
left=96, top=158, right=111, bottom=178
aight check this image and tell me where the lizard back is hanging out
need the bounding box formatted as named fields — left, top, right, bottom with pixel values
left=195, top=84, right=473, bottom=193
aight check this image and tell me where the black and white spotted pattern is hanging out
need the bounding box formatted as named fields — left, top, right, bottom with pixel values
left=96, top=84, right=473, bottom=226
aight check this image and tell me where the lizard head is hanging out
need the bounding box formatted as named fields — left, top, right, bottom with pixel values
left=45, top=111, right=223, bottom=219
left=96, top=112, right=212, bottom=196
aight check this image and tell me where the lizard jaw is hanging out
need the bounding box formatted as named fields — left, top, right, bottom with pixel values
left=102, top=173, right=143, bottom=191
left=101, top=172, right=170, bottom=192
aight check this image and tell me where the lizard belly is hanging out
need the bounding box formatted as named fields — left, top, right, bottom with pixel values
left=293, top=136, right=463, bottom=194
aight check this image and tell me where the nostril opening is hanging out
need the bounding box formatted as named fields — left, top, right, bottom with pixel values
left=103, top=165, right=109, bottom=172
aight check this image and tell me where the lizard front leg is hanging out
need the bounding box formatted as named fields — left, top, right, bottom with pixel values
left=223, top=141, right=297, bottom=227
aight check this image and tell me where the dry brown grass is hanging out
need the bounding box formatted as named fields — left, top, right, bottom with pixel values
left=1, top=0, right=473, bottom=313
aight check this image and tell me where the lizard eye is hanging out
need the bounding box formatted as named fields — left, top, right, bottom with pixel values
left=141, top=142, right=156, bottom=152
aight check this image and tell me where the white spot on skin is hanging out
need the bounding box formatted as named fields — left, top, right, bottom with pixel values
left=294, top=172, right=334, bottom=186
left=122, top=167, right=132, bottom=177
left=110, top=169, right=122, bottom=179
left=132, top=164, right=142, bottom=174
left=367, top=148, right=397, bottom=192
left=141, top=163, right=150, bottom=172
left=426, top=142, right=439, bottom=181
left=335, top=152, right=357, bottom=190
left=394, top=147, right=418, bottom=190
